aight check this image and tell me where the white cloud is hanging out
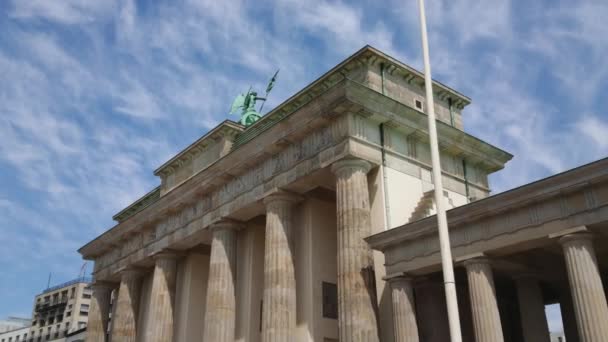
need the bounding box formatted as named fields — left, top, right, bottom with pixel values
left=576, top=115, right=608, bottom=149
left=9, top=0, right=118, bottom=25
left=1, top=0, right=608, bottom=319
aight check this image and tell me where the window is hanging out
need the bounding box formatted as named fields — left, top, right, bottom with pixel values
left=66, top=311, right=71, bottom=317
left=79, top=311, right=88, bottom=317
left=82, top=293, right=91, bottom=299
left=80, top=304, right=89, bottom=311
left=415, top=99, right=423, bottom=110
left=322, top=282, right=338, bottom=319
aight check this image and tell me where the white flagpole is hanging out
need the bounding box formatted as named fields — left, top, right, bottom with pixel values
left=417, top=0, right=463, bottom=341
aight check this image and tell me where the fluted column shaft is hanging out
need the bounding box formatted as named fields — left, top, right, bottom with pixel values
left=203, top=220, right=239, bottom=342
left=560, top=233, right=608, bottom=342
left=145, top=252, right=179, bottom=342
left=111, top=269, right=144, bottom=342
left=464, top=258, right=504, bottom=342
left=86, top=282, right=113, bottom=342
left=515, top=276, right=551, bottom=342
left=390, top=277, right=419, bottom=342
left=331, top=159, right=379, bottom=342
left=261, top=192, right=300, bottom=342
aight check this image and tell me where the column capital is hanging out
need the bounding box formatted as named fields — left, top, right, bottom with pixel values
left=387, top=275, right=414, bottom=285
left=559, top=232, right=594, bottom=246
left=512, top=273, right=542, bottom=282
left=90, top=281, right=116, bottom=292
left=153, top=250, right=182, bottom=261
left=331, top=158, right=372, bottom=176
left=119, top=267, right=146, bottom=280
left=210, top=218, right=244, bottom=232
left=262, top=189, right=303, bottom=207
left=463, top=257, right=493, bottom=268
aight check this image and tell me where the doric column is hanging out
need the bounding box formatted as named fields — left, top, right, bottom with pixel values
left=390, top=277, right=419, bottom=342
left=261, top=191, right=300, bottom=342
left=203, top=220, right=240, bottom=342
left=331, top=159, right=379, bottom=342
left=86, top=282, right=113, bottom=342
left=514, top=275, right=550, bottom=342
left=464, top=258, right=504, bottom=342
left=559, top=233, right=608, bottom=341
left=144, top=252, right=179, bottom=342
left=110, top=268, right=144, bottom=342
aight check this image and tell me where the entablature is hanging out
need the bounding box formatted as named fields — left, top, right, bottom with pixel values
left=80, top=65, right=511, bottom=280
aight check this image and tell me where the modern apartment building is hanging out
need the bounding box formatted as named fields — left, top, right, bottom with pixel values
left=26, top=277, right=92, bottom=342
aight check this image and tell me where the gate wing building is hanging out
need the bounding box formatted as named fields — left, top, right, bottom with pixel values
left=79, top=46, right=608, bottom=342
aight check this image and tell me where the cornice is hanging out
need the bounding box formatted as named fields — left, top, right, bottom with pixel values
left=232, top=45, right=471, bottom=150
left=112, top=186, right=160, bottom=223
left=343, top=79, right=512, bottom=172
left=360, top=46, right=471, bottom=109
left=154, top=120, right=244, bottom=178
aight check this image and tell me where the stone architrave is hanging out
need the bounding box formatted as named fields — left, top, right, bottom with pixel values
left=110, top=268, right=144, bottom=342
left=390, top=277, right=419, bottom=342
left=261, top=191, right=301, bottom=342
left=331, top=159, right=380, bottom=342
left=87, top=282, right=114, bottom=342
left=464, top=258, right=504, bottom=342
left=144, top=252, right=179, bottom=342
left=559, top=233, right=608, bottom=341
left=514, top=275, right=551, bottom=342
left=203, top=220, right=241, bottom=342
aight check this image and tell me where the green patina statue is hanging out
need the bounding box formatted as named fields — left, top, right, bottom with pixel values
left=230, top=70, right=279, bottom=127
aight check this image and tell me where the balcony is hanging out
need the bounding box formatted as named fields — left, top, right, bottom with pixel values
left=34, top=297, right=68, bottom=313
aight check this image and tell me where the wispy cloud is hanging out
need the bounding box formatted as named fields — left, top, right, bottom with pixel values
left=0, top=0, right=606, bottom=324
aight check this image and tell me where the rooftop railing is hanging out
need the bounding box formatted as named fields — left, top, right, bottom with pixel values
left=41, top=276, right=92, bottom=294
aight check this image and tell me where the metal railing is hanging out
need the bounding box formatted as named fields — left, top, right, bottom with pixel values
left=42, top=276, right=92, bottom=294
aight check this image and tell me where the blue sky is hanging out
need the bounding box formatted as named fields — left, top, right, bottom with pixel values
left=1, top=0, right=607, bottom=333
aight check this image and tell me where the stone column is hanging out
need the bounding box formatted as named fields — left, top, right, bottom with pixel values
left=110, top=268, right=144, bottom=342
left=559, top=233, right=608, bottom=341
left=86, top=282, right=113, bottom=342
left=261, top=191, right=300, bottom=342
left=203, top=220, right=240, bottom=342
left=514, top=275, right=550, bottom=342
left=390, top=277, right=419, bottom=342
left=331, top=159, right=379, bottom=342
left=464, top=258, right=504, bottom=342
left=144, top=252, right=179, bottom=342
